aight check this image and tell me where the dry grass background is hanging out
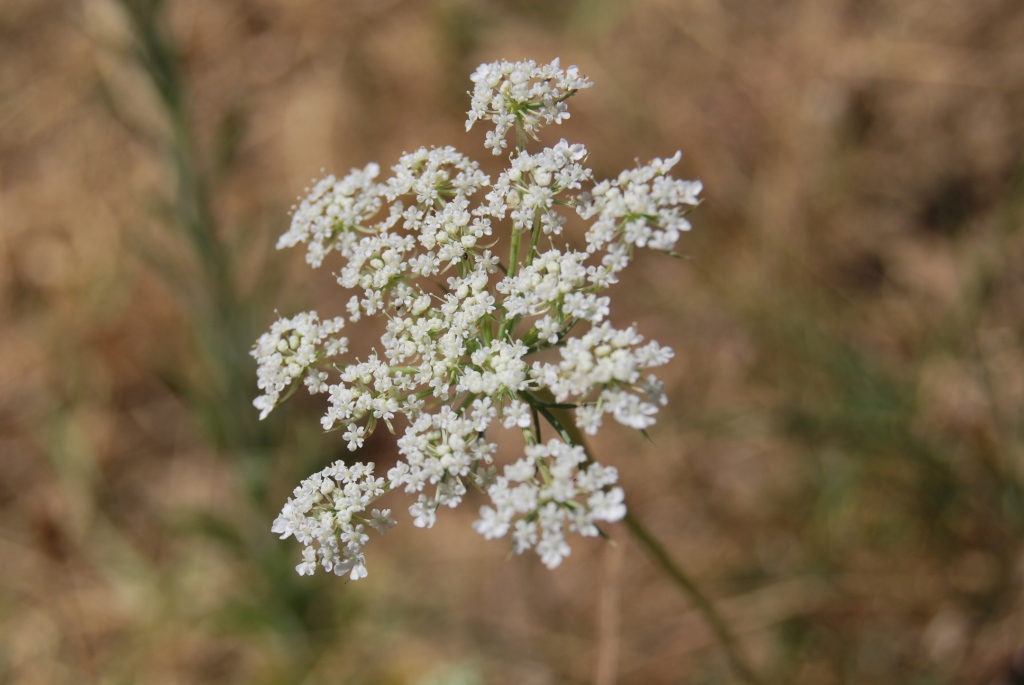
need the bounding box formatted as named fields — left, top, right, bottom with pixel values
left=2, top=0, right=1024, bottom=683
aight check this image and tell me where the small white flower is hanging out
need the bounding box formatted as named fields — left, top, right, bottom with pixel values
left=473, top=506, right=509, bottom=539
left=502, top=399, right=533, bottom=429
left=368, top=508, right=397, bottom=534
left=343, top=425, right=367, bottom=451
left=410, top=496, right=438, bottom=528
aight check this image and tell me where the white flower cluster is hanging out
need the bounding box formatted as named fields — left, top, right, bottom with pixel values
left=467, top=58, right=593, bottom=154
left=474, top=440, right=625, bottom=568
left=252, top=312, right=347, bottom=420
left=580, top=152, right=704, bottom=267
left=253, top=58, right=701, bottom=578
left=278, top=163, right=383, bottom=268
left=271, top=461, right=394, bottom=580
left=484, top=139, right=592, bottom=235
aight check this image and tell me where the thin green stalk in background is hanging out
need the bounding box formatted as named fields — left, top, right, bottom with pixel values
left=105, top=2, right=356, bottom=679
left=117, top=0, right=270, bottom=470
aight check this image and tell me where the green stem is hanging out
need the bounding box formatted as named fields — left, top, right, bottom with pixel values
left=531, top=388, right=763, bottom=685
left=507, top=229, right=522, bottom=279
left=515, top=116, right=528, bottom=153
left=526, top=217, right=542, bottom=267
left=499, top=230, right=524, bottom=340
left=623, top=512, right=763, bottom=685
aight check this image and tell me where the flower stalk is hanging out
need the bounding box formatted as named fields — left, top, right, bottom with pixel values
left=623, top=512, right=763, bottom=685
left=536, top=389, right=763, bottom=684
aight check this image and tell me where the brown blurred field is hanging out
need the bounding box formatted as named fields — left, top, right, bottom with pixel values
left=2, top=0, right=1024, bottom=683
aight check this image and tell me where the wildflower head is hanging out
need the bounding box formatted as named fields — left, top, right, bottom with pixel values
left=467, top=57, right=594, bottom=154
left=252, top=58, right=701, bottom=578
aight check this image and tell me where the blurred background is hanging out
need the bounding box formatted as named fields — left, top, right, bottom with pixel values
left=2, top=0, right=1023, bottom=683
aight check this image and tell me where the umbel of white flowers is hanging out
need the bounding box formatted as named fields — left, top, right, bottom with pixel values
left=253, top=58, right=702, bottom=580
